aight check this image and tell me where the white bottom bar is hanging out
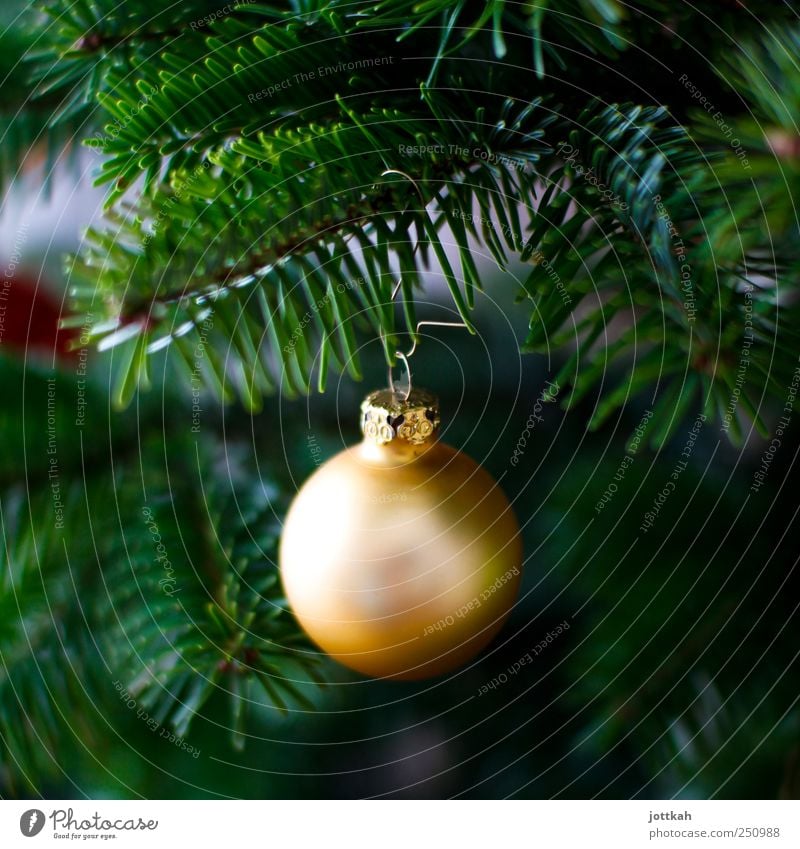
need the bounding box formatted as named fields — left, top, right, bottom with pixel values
left=2, top=800, right=797, bottom=848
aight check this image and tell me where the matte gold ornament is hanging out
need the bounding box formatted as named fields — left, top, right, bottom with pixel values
left=280, top=387, right=523, bottom=680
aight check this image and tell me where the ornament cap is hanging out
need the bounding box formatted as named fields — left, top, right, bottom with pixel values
left=360, top=387, right=440, bottom=446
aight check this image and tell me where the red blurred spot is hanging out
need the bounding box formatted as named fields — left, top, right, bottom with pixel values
left=0, top=270, right=78, bottom=362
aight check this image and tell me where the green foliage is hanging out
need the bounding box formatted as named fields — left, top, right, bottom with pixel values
left=8, top=0, right=791, bottom=445
left=545, top=448, right=800, bottom=797
left=69, top=92, right=551, bottom=408
left=1, top=0, right=799, bottom=799
left=0, top=24, right=86, bottom=195
left=0, top=358, right=318, bottom=788
left=104, top=459, right=324, bottom=748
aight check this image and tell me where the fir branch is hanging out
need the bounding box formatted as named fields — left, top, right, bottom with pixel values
left=68, top=94, right=553, bottom=408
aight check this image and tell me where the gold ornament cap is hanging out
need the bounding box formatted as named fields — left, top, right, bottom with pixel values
left=360, top=387, right=440, bottom=446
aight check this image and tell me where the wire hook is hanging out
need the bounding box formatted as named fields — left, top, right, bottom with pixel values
left=380, top=169, right=426, bottom=209
left=382, top=279, right=468, bottom=401
left=376, top=169, right=468, bottom=400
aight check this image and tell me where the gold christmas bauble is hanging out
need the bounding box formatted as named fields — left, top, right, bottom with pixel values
left=280, top=388, right=523, bottom=680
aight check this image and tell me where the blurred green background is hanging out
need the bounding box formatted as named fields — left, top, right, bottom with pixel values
left=2, top=262, right=797, bottom=799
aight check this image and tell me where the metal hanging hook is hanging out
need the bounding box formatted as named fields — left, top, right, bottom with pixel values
left=376, top=169, right=469, bottom=401
left=382, top=278, right=469, bottom=401
left=380, top=169, right=426, bottom=209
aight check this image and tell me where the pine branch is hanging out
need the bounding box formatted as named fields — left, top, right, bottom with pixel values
left=103, top=452, right=324, bottom=748
left=0, top=481, right=107, bottom=792
left=0, top=448, right=323, bottom=783
left=10, top=0, right=799, bottom=436
left=521, top=100, right=795, bottom=445
left=0, top=360, right=323, bottom=783
left=0, top=24, right=88, bottom=195
left=67, top=92, right=553, bottom=409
